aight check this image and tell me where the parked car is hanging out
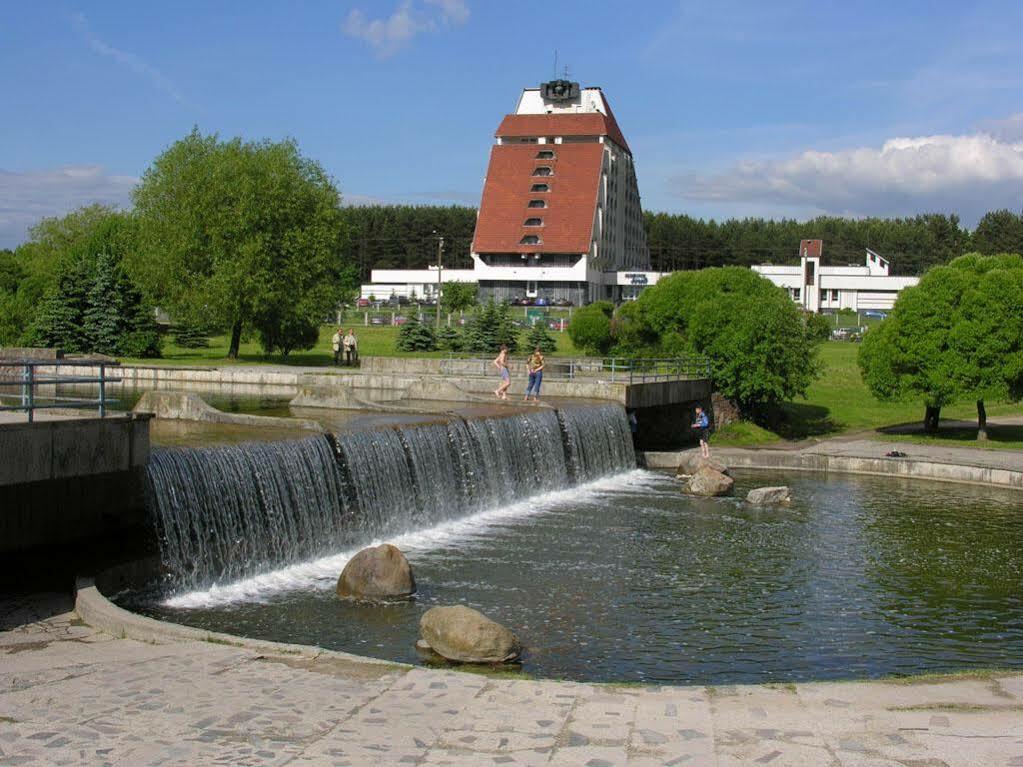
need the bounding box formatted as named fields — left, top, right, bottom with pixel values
left=356, top=298, right=371, bottom=307
left=393, top=315, right=409, bottom=326
left=534, top=297, right=549, bottom=306
left=511, top=296, right=533, bottom=306
left=553, top=298, right=573, bottom=307
left=370, top=316, right=385, bottom=325
left=863, top=310, right=887, bottom=319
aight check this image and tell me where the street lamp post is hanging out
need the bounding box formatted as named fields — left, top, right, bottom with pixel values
left=434, top=231, right=444, bottom=330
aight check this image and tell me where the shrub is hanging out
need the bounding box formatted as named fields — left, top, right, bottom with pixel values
left=567, top=301, right=614, bottom=355
left=524, top=320, right=557, bottom=354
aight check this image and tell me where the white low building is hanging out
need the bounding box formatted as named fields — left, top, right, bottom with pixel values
left=752, top=240, right=918, bottom=313
left=360, top=266, right=476, bottom=302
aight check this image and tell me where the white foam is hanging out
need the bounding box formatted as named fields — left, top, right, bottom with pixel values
left=164, top=469, right=660, bottom=609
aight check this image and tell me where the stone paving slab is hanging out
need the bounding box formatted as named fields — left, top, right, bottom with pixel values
left=2, top=594, right=1023, bottom=766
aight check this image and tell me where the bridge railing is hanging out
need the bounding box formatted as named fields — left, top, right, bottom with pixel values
left=438, top=355, right=711, bottom=383
left=0, top=360, right=122, bottom=422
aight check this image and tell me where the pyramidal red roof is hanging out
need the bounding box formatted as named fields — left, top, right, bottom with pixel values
left=472, top=142, right=604, bottom=255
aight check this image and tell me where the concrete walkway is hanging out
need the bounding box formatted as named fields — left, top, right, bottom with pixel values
left=2, top=593, right=1022, bottom=766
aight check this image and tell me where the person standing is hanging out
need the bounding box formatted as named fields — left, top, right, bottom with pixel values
left=492, top=345, right=511, bottom=400
left=331, top=327, right=343, bottom=366
left=524, top=347, right=545, bottom=402
left=691, top=406, right=711, bottom=459
left=343, top=328, right=358, bottom=366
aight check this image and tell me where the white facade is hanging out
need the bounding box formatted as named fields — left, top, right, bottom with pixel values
left=360, top=267, right=476, bottom=301
left=752, top=248, right=918, bottom=313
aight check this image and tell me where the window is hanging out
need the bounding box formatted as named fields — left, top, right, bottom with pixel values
left=527, top=199, right=546, bottom=208
left=520, top=235, right=541, bottom=245
left=831, top=289, right=839, bottom=301
left=530, top=183, right=550, bottom=192
left=524, top=218, right=543, bottom=227
left=532, top=166, right=553, bottom=177
left=792, top=287, right=801, bottom=301
left=536, top=150, right=555, bottom=160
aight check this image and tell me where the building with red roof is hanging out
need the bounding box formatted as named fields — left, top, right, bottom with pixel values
left=362, top=80, right=656, bottom=306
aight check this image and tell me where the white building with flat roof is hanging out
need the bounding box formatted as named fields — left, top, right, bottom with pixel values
left=752, top=240, right=918, bottom=313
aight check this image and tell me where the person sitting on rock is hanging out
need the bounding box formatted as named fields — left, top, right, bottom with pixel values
left=691, top=406, right=711, bottom=459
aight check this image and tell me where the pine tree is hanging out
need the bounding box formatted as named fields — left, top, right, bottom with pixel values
left=525, top=320, right=557, bottom=354
left=436, top=326, right=462, bottom=351
left=172, top=321, right=210, bottom=348
left=462, top=301, right=519, bottom=354
left=84, top=252, right=125, bottom=355
left=395, top=315, right=437, bottom=351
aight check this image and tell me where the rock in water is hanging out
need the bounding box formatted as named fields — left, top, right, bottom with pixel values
left=336, top=544, right=415, bottom=600
left=676, top=454, right=731, bottom=478
left=746, top=486, right=791, bottom=505
left=683, top=466, right=734, bottom=497
left=419, top=605, right=522, bottom=663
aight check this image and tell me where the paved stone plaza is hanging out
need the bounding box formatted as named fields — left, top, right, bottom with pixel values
left=2, top=593, right=1022, bottom=766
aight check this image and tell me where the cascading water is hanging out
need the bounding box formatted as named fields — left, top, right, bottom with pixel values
left=146, top=404, right=636, bottom=594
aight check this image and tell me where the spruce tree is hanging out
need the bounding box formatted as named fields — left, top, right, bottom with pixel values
left=84, top=252, right=125, bottom=355
left=525, top=320, right=557, bottom=354
left=436, top=325, right=462, bottom=351
left=395, top=315, right=437, bottom=351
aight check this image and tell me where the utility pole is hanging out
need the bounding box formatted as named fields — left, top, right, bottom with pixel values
left=434, top=232, right=444, bottom=330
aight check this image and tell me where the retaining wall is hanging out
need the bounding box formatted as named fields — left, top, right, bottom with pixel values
left=641, top=448, right=1023, bottom=490
left=0, top=413, right=152, bottom=555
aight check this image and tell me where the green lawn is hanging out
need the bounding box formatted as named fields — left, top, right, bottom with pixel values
left=125, top=323, right=580, bottom=367
left=774, top=341, right=1022, bottom=445
left=126, top=330, right=1022, bottom=450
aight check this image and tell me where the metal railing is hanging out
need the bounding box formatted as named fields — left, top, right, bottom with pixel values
left=439, top=355, right=711, bottom=384
left=0, top=360, right=122, bottom=422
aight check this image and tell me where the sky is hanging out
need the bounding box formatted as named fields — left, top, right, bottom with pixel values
left=2, top=0, right=1023, bottom=248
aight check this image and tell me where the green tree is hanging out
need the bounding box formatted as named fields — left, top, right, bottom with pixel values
left=435, top=326, right=462, bottom=352
left=25, top=216, right=160, bottom=358
left=971, top=210, right=1023, bottom=255
left=462, top=300, right=517, bottom=354
left=614, top=269, right=822, bottom=416
left=172, top=320, right=210, bottom=348
left=256, top=311, right=320, bottom=358
left=441, top=281, right=477, bottom=313
left=858, top=253, right=1023, bottom=436
left=395, top=315, right=437, bottom=351
left=524, top=319, right=557, bottom=354
left=567, top=301, right=614, bottom=355
left=131, top=128, right=347, bottom=358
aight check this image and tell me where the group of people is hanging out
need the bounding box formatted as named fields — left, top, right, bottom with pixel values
left=331, top=328, right=359, bottom=366
left=492, top=346, right=546, bottom=402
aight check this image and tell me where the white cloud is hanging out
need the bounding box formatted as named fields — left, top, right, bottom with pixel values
left=71, top=12, right=189, bottom=106
left=0, top=166, right=137, bottom=248
left=342, top=0, right=468, bottom=58
left=676, top=133, right=1023, bottom=226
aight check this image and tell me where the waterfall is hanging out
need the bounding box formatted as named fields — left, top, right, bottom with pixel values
left=146, top=404, right=635, bottom=594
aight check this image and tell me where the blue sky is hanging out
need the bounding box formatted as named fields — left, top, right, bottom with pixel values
left=2, top=0, right=1023, bottom=247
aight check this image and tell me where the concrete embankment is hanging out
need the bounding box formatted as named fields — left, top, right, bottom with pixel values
left=134, top=390, right=323, bottom=432
left=643, top=440, right=1023, bottom=490
left=0, top=412, right=152, bottom=555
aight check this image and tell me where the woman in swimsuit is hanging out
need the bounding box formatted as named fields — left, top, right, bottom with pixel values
left=492, top=345, right=511, bottom=400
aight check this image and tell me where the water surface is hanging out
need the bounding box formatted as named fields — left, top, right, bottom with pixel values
left=131, top=470, right=1023, bottom=684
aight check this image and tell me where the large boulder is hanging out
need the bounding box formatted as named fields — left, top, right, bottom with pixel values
left=676, top=454, right=731, bottom=478
left=419, top=605, right=522, bottom=663
left=336, top=544, right=415, bottom=600
left=746, top=486, right=791, bottom=505
left=683, top=466, right=734, bottom=497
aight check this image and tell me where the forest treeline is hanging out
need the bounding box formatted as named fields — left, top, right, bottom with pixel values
left=337, top=206, right=1023, bottom=278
